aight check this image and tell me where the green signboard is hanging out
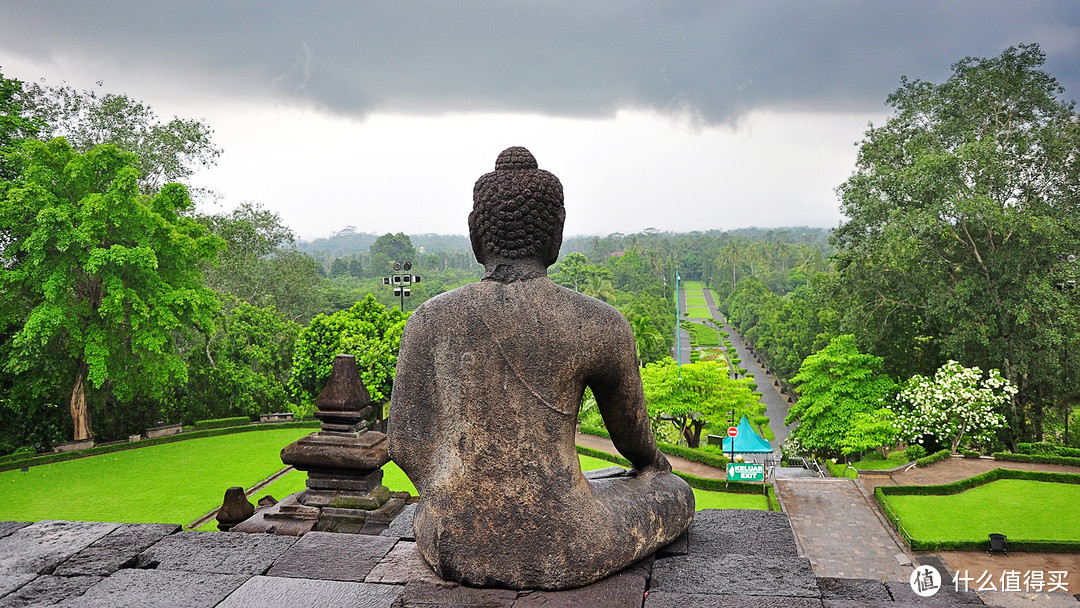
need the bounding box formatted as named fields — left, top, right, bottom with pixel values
left=727, top=462, right=765, bottom=482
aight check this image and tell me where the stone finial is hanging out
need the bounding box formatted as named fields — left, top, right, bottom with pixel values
left=314, top=354, right=373, bottom=433
left=217, top=486, right=255, bottom=531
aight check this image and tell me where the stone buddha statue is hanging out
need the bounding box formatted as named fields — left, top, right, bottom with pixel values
left=388, top=146, right=694, bottom=590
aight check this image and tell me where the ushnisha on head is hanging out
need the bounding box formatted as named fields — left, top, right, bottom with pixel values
left=469, top=147, right=565, bottom=269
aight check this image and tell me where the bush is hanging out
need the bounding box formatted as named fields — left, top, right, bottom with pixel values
left=192, top=416, right=250, bottom=430
left=578, top=424, right=610, bottom=439
left=658, top=441, right=729, bottom=468
left=905, top=444, right=928, bottom=461
left=960, top=450, right=981, bottom=458
left=862, top=452, right=886, bottom=461
left=993, top=452, right=1080, bottom=467
left=0, top=446, right=36, bottom=464
left=1017, top=442, right=1058, bottom=455
left=915, top=448, right=951, bottom=467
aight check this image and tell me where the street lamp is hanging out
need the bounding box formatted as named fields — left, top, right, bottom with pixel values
left=383, top=261, right=421, bottom=311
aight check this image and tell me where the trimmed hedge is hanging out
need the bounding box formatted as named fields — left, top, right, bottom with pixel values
left=578, top=425, right=729, bottom=468
left=875, top=468, right=1080, bottom=552
left=1016, top=443, right=1080, bottom=459
left=993, top=452, right=1080, bottom=467
left=0, top=446, right=36, bottom=464
left=192, top=416, right=250, bottom=430
left=0, top=421, right=320, bottom=473
left=915, top=448, right=950, bottom=467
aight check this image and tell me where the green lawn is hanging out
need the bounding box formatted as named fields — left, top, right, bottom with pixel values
left=684, top=296, right=707, bottom=307
left=682, top=281, right=704, bottom=290
left=683, top=322, right=721, bottom=346
left=686, top=307, right=712, bottom=319
left=883, top=480, right=1080, bottom=544
left=0, top=427, right=313, bottom=526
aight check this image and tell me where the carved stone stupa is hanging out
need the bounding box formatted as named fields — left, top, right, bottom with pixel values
left=388, top=147, right=695, bottom=590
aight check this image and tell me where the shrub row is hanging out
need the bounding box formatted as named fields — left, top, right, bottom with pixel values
left=993, top=452, right=1080, bottom=467
left=1016, top=442, right=1080, bottom=459
left=915, top=448, right=950, bottom=467
left=876, top=468, right=1080, bottom=552
left=0, top=421, right=320, bottom=473
left=0, top=446, right=35, bottom=464
left=192, top=416, right=251, bottom=430
left=577, top=424, right=729, bottom=469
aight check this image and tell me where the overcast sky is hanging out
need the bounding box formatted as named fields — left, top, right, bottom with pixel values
left=2, top=2, right=1079, bottom=239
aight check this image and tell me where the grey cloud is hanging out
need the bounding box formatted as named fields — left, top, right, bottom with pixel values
left=2, top=1, right=1079, bottom=123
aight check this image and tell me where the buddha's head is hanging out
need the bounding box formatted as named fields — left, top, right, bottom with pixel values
left=469, top=147, right=565, bottom=268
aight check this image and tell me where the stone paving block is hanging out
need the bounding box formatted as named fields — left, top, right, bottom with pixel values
left=0, top=524, right=30, bottom=541
left=651, top=554, right=819, bottom=598
left=656, top=530, right=687, bottom=558
left=266, top=531, right=396, bottom=581
left=686, top=509, right=799, bottom=558
left=514, top=571, right=646, bottom=607
left=53, top=523, right=180, bottom=577
left=0, top=575, right=34, bottom=599
left=816, top=577, right=890, bottom=601
left=380, top=502, right=417, bottom=541
left=973, top=592, right=1079, bottom=608
left=0, top=521, right=119, bottom=575
left=885, top=580, right=984, bottom=604
left=217, top=576, right=401, bottom=608
left=364, top=541, right=448, bottom=586
left=54, top=569, right=248, bottom=608
left=399, top=581, right=518, bottom=607
left=822, top=601, right=923, bottom=608
left=135, top=530, right=295, bottom=575
left=645, top=591, right=824, bottom=607
left=0, top=575, right=101, bottom=607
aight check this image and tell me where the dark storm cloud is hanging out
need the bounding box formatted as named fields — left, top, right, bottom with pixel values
left=3, top=1, right=1079, bottom=122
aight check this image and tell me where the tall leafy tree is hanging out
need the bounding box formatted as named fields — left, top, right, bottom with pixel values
left=0, top=139, right=222, bottom=440
left=786, top=335, right=897, bottom=455
left=832, top=44, right=1080, bottom=445
left=641, top=358, right=759, bottom=448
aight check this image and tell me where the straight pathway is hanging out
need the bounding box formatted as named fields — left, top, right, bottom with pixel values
left=776, top=477, right=914, bottom=581
left=701, top=288, right=798, bottom=450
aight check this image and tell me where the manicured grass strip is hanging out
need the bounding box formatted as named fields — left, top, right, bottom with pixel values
left=694, top=488, right=766, bottom=510
left=682, top=281, right=704, bottom=290
left=883, top=480, right=1080, bottom=550
left=876, top=468, right=1080, bottom=552
left=0, top=427, right=315, bottom=526
left=683, top=322, right=721, bottom=346
left=686, top=307, right=712, bottom=319
left=685, top=296, right=707, bottom=307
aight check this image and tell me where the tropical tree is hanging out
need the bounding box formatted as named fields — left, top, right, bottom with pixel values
left=896, top=360, right=1016, bottom=453
left=289, top=294, right=406, bottom=415
left=629, top=316, right=663, bottom=367
left=583, top=275, right=617, bottom=304
left=786, top=335, right=898, bottom=455
left=641, top=357, right=759, bottom=448
left=832, top=44, right=1080, bottom=445
left=0, top=139, right=222, bottom=440
left=841, top=408, right=901, bottom=457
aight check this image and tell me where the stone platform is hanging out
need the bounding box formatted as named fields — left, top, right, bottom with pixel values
left=0, top=509, right=1002, bottom=607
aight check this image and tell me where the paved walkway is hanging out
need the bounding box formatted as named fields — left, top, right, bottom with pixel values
left=701, top=289, right=798, bottom=450
left=776, top=478, right=914, bottom=581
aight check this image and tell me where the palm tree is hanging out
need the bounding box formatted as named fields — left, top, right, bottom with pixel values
left=630, top=316, right=663, bottom=366
left=583, top=275, right=616, bottom=304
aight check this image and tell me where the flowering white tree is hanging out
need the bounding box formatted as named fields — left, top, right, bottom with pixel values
left=896, top=361, right=1017, bottom=453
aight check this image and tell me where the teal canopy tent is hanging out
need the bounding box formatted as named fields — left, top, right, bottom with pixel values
left=720, top=415, right=773, bottom=454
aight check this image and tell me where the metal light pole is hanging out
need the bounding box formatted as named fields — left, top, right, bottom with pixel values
left=675, top=267, right=681, bottom=376
left=383, top=261, right=421, bottom=311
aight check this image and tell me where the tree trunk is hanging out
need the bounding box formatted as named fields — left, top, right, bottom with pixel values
left=69, top=362, right=92, bottom=441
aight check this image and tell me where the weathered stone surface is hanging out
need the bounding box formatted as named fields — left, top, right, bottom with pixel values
left=398, top=581, right=517, bottom=608
left=231, top=494, right=317, bottom=536
left=266, top=531, right=395, bottom=581
left=651, top=554, right=819, bottom=598
left=0, top=521, right=119, bottom=575
left=646, top=592, right=825, bottom=608
left=0, top=575, right=101, bottom=607
left=0, top=523, right=30, bottom=541
left=388, top=146, right=694, bottom=589
left=0, top=575, right=34, bottom=599
left=136, top=530, right=295, bottom=575
left=656, top=530, right=687, bottom=558
left=281, top=429, right=389, bottom=473
left=363, top=541, right=446, bottom=586
left=822, top=603, right=927, bottom=608
left=884, top=580, right=984, bottom=604
left=53, top=523, right=179, bottom=576
left=685, top=509, right=799, bottom=558
left=816, top=577, right=890, bottom=601
left=515, top=571, right=646, bottom=608
left=380, top=502, right=417, bottom=540
left=54, top=569, right=247, bottom=608
left=217, top=576, right=401, bottom=608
